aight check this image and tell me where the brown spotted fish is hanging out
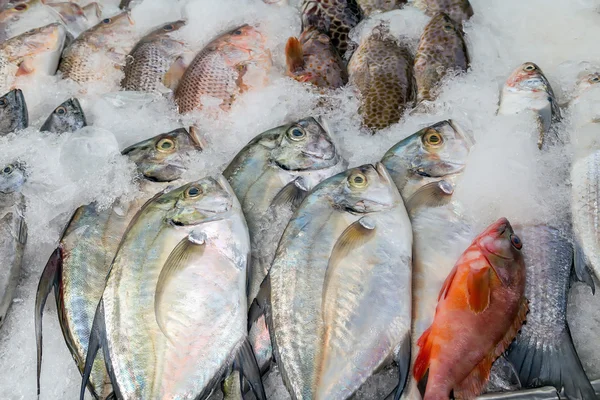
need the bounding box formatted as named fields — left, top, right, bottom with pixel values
left=285, top=27, right=347, bottom=90
left=413, top=0, right=474, bottom=23
left=357, top=0, right=405, bottom=16
left=300, top=0, right=362, bottom=56
left=348, top=25, right=416, bottom=131
left=414, top=12, right=469, bottom=103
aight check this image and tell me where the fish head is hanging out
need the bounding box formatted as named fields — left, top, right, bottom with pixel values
left=0, top=88, right=27, bottom=131
left=333, top=162, right=401, bottom=213
left=504, top=62, right=552, bottom=95
left=218, top=24, right=266, bottom=62
left=121, top=128, right=203, bottom=182
left=575, top=71, right=600, bottom=95
left=270, top=116, right=341, bottom=171
left=0, top=162, right=25, bottom=193
left=2, top=22, right=66, bottom=61
left=40, top=98, right=86, bottom=133
left=84, top=11, right=135, bottom=46
left=143, top=19, right=186, bottom=47
left=166, top=175, right=234, bottom=226
left=0, top=0, right=39, bottom=25
left=381, top=120, right=473, bottom=192
left=424, top=12, right=464, bottom=42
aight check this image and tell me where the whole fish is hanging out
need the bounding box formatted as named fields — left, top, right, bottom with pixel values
left=505, top=225, right=596, bottom=400
left=497, top=62, right=561, bottom=149
left=121, top=20, right=189, bottom=93
left=414, top=218, right=528, bottom=399
left=0, top=23, right=66, bottom=92
left=223, top=116, right=346, bottom=304
left=35, top=128, right=203, bottom=399
left=357, top=0, right=405, bottom=16
left=348, top=24, right=416, bottom=131
left=59, top=11, right=137, bottom=83
left=175, top=24, right=272, bottom=113
left=413, top=0, right=474, bottom=23
left=40, top=97, right=86, bottom=134
left=81, top=176, right=264, bottom=400
left=414, top=12, right=469, bottom=103
left=300, top=0, right=362, bottom=56
left=285, top=27, right=347, bottom=90
left=0, top=161, right=26, bottom=328
left=381, top=120, right=474, bottom=400
left=255, top=163, right=412, bottom=399
left=0, top=88, right=27, bottom=134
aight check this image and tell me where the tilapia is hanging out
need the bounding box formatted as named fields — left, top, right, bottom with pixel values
left=413, top=0, right=474, bottom=23
left=0, top=23, right=66, bottom=92
left=505, top=225, right=596, bottom=400
left=414, top=12, right=469, bottom=103
left=253, top=163, right=412, bottom=399
left=0, top=88, right=26, bottom=134
left=348, top=24, right=416, bottom=131
left=223, top=116, right=346, bottom=304
left=175, top=24, right=272, bottom=113
left=285, top=27, right=347, bottom=90
left=414, top=218, right=528, bottom=399
left=59, top=11, right=137, bottom=83
left=40, top=97, right=86, bottom=134
left=497, top=62, right=561, bottom=149
left=35, top=128, right=203, bottom=399
left=81, top=176, right=264, bottom=400
left=357, top=0, right=405, bottom=16
left=300, top=0, right=362, bottom=56
left=0, top=162, right=26, bottom=328
left=121, top=20, right=189, bottom=93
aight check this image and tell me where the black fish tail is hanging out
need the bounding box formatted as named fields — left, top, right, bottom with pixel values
left=81, top=300, right=107, bottom=400
left=394, top=332, right=411, bottom=400
left=234, top=338, right=266, bottom=400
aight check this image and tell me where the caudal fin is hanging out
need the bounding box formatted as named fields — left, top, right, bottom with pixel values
left=234, top=338, right=266, bottom=400
left=80, top=300, right=107, bottom=400
left=506, top=326, right=597, bottom=400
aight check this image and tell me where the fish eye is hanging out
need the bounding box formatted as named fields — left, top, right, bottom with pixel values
left=443, top=24, right=453, bottom=32
left=510, top=234, right=522, bottom=250
left=524, top=64, right=536, bottom=72
left=233, top=29, right=243, bottom=35
left=102, top=18, right=111, bottom=24
left=55, top=106, right=67, bottom=115
left=185, top=185, right=202, bottom=198
left=591, top=76, right=600, bottom=83
left=423, top=130, right=444, bottom=147
left=13, top=4, right=27, bottom=11
left=287, top=126, right=306, bottom=141
left=163, top=24, right=174, bottom=31
left=156, top=138, right=175, bottom=153
left=2, top=165, right=13, bottom=175
left=0, top=98, right=6, bottom=107
left=348, top=172, right=367, bottom=188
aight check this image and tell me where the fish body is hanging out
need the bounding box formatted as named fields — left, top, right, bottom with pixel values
left=348, top=25, right=415, bottom=131
left=59, top=11, right=137, bottom=83
left=285, top=27, right=347, bottom=90
left=175, top=25, right=272, bottom=113
left=357, top=0, right=405, bottom=16
left=121, top=20, right=188, bottom=93
left=35, top=128, right=203, bottom=399
left=268, top=163, right=412, bottom=400
left=40, top=97, right=86, bottom=133
left=0, top=22, right=66, bottom=92
left=0, top=162, right=26, bottom=328
left=414, top=12, right=469, bottom=103
left=0, top=88, right=26, bottom=134
left=414, top=218, right=528, bottom=399
left=300, top=0, right=362, bottom=56
left=223, top=117, right=346, bottom=304
left=506, top=225, right=596, bottom=400
left=413, top=0, right=473, bottom=23
left=99, top=176, right=250, bottom=399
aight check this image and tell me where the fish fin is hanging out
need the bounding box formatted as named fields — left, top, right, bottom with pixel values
left=467, top=265, right=491, bottom=314
left=327, top=216, right=376, bottom=271
left=17, top=215, right=27, bottom=245
left=413, top=326, right=433, bottom=382
left=234, top=338, right=266, bottom=400
left=270, top=177, right=308, bottom=209
left=506, top=303, right=596, bottom=400
left=164, top=55, right=189, bottom=90
left=83, top=2, right=101, bottom=20
left=35, top=247, right=62, bottom=398
left=285, top=37, right=304, bottom=72
left=80, top=300, right=106, bottom=400
left=248, top=274, right=271, bottom=330
left=16, top=58, right=35, bottom=76
left=438, top=263, right=458, bottom=301
left=405, top=180, right=454, bottom=213
left=409, top=100, right=435, bottom=115
left=155, top=233, right=206, bottom=340
left=535, top=114, right=546, bottom=150
left=573, top=241, right=595, bottom=294
left=393, top=332, right=412, bottom=400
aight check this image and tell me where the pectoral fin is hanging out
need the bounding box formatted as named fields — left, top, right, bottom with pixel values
left=327, top=216, right=376, bottom=270
left=285, top=37, right=304, bottom=73
left=271, top=177, right=308, bottom=208
left=573, top=241, right=595, bottom=294
left=467, top=265, right=491, bottom=314
left=16, top=58, right=35, bottom=76
left=405, top=180, right=454, bottom=213
left=164, top=55, right=190, bottom=90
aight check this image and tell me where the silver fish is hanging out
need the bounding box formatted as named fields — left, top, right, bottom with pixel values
left=40, top=97, right=86, bottom=134
left=0, top=88, right=26, bottom=134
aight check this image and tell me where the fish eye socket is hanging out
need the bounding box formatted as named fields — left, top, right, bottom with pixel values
left=524, top=64, right=536, bottom=72
left=13, top=4, right=27, bottom=11
left=443, top=24, right=453, bottom=32
left=510, top=234, right=522, bottom=250
left=2, top=165, right=13, bottom=174
left=102, top=18, right=111, bottom=24
left=423, top=130, right=444, bottom=147
left=185, top=185, right=202, bottom=198
left=163, top=24, right=174, bottom=31
left=287, top=126, right=306, bottom=141
left=0, top=99, right=6, bottom=107
left=156, top=138, right=175, bottom=152
left=592, top=76, right=600, bottom=83
left=348, top=173, right=367, bottom=188
left=55, top=106, right=67, bottom=115
left=233, top=30, right=243, bottom=35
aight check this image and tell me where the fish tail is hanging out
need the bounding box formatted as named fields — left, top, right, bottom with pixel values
left=506, top=323, right=596, bottom=399
left=233, top=338, right=266, bottom=400
left=413, top=327, right=433, bottom=381
left=81, top=300, right=107, bottom=400
left=393, top=332, right=412, bottom=400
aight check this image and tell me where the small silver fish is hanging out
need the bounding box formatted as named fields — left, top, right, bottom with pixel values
left=40, top=98, right=86, bottom=134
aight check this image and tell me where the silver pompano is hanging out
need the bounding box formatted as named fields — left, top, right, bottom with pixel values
left=223, top=117, right=346, bottom=304
left=35, top=128, right=202, bottom=399
left=94, top=176, right=251, bottom=399
left=0, top=88, right=27, bottom=134
left=505, top=225, right=595, bottom=400
left=0, top=162, right=26, bottom=328
left=266, top=163, right=412, bottom=399
left=40, top=98, right=86, bottom=134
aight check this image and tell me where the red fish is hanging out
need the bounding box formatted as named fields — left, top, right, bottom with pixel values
left=414, top=217, right=528, bottom=399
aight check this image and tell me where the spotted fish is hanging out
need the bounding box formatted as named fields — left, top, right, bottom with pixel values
left=413, top=0, right=473, bottom=23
